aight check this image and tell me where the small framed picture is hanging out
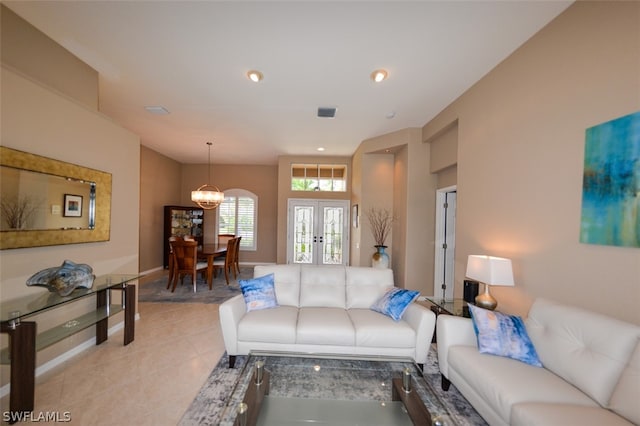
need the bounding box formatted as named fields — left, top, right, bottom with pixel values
left=63, top=194, right=83, bottom=217
left=352, top=204, right=359, bottom=228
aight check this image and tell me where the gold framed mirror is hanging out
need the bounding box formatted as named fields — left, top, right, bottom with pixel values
left=0, top=146, right=111, bottom=249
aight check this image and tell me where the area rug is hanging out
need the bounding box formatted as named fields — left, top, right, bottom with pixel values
left=179, top=346, right=487, bottom=425
left=137, top=267, right=253, bottom=304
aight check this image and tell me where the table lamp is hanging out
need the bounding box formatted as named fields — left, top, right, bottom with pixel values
left=465, top=255, right=514, bottom=310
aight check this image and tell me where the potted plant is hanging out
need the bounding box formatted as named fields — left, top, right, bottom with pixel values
left=365, top=207, right=394, bottom=268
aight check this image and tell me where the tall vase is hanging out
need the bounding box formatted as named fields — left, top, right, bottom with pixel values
left=372, top=245, right=390, bottom=269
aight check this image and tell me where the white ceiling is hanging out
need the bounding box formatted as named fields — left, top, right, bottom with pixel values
left=6, top=1, right=572, bottom=165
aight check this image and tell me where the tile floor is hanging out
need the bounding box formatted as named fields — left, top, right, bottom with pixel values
left=1, top=272, right=226, bottom=425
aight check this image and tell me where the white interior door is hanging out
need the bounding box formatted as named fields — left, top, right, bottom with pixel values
left=287, top=199, right=350, bottom=265
left=434, top=187, right=457, bottom=301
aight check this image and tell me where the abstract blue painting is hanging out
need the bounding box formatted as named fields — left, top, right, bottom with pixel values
left=580, top=111, right=640, bottom=247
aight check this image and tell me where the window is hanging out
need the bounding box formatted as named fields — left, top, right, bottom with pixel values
left=291, top=163, right=347, bottom=192
left=217, top=189, right=257, bottom=250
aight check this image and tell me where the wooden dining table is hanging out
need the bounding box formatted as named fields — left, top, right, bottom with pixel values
left=199, top=243, right=227, bottom=289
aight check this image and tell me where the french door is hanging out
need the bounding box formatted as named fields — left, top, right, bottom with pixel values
left=433, top=186, right=457, bottom=301
left=287, top=199, right=350, bottom=265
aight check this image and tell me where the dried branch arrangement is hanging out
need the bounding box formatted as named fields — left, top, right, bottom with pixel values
left=1, top=195, right=39, bottom=229
left=365, top=207, right=394, bottom=247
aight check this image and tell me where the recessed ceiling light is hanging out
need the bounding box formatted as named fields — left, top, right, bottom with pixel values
left=317, top=147, right=325, bottom=152
left=371, top=69, right=388, bottom=83
left=247, top=70, right=263, bottom=82
left=144, top=105, right=170, bottom=115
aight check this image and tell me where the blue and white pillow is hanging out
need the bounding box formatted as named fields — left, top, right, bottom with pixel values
left=371, top=287, right=420, bottom=321
left=238, top=273, right=278, bottom=312
left=468, top=304, right=542, bottom=367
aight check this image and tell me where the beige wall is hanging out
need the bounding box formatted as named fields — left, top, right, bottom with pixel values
left=423, top=1, right=640, bottom=324
left=0, top=5, right=98, bottom=111
left=404, top=130, right=437, bottom=293
left=436, top=166, right=457, bottom=190
left=351, top=128, right=436, bottom=294
left=359, top=152, right=394, bottom=265
left=0, top=67, right=140, bottom=385
left=428, top=120, right=459, bottom=189
left=1, top=8, right=140, bottom=388
left=351, top=130, right=404, bottom=268
left=1, top=67, right=140, bottom=288
left=139, top=145, right=183, bottom=272
left=429, top=121, right=458, bottom=173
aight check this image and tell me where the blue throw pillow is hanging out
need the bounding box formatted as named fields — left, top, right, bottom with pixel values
left=238, top=273, right=278, bottom=312
left=468, top=304, right=542, bottom=367
left=371, top=287, right=420, bottom=321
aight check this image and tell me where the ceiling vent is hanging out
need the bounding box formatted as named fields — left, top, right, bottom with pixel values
left=317, top=107, right=336, bottom=118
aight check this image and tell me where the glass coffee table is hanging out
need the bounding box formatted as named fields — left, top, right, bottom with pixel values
left=218, top=351, right=457, bottom=426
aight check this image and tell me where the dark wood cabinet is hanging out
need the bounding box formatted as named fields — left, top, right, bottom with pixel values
left=163, top=205, right=204, bottom=268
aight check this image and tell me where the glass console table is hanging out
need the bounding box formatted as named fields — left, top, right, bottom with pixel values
left=0, top=274, right=140, bottom=420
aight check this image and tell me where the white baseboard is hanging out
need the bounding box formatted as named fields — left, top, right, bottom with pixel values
left=140, top=266, right=164, bottom=276
left=0, top=313, right=141, bottom=399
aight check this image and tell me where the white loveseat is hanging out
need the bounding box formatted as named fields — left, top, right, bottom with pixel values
left=219, top=264, right=436, bottom=368
left=437, top=298, right=640, bottom=426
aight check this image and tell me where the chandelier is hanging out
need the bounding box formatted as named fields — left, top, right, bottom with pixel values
left=191, top=142, right=224, bottom=209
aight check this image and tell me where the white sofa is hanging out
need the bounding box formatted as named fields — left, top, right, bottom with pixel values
left=219, top=264, right=436, bottom=368
left=437, top=298, right=640, bottom=426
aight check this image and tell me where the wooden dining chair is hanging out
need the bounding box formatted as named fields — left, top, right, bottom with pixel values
left=233, top=236, right=242, bottom=275
left=213, top=237, right=239, bottom=285
left=215, top=233, right=234, bottom=261
left=166, top=235, right=182, bottom=289
left=217, top=233, right=235, bottom=246
left=169, top=239, right=208, bottom=292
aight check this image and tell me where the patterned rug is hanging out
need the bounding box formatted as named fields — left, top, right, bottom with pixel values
left=137, top=267, right=253, bottom=304
left=180, top=346, right=487, bottom=426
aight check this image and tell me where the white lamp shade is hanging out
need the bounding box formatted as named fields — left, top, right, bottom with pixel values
left=466, top=255, right=514, bottom=287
